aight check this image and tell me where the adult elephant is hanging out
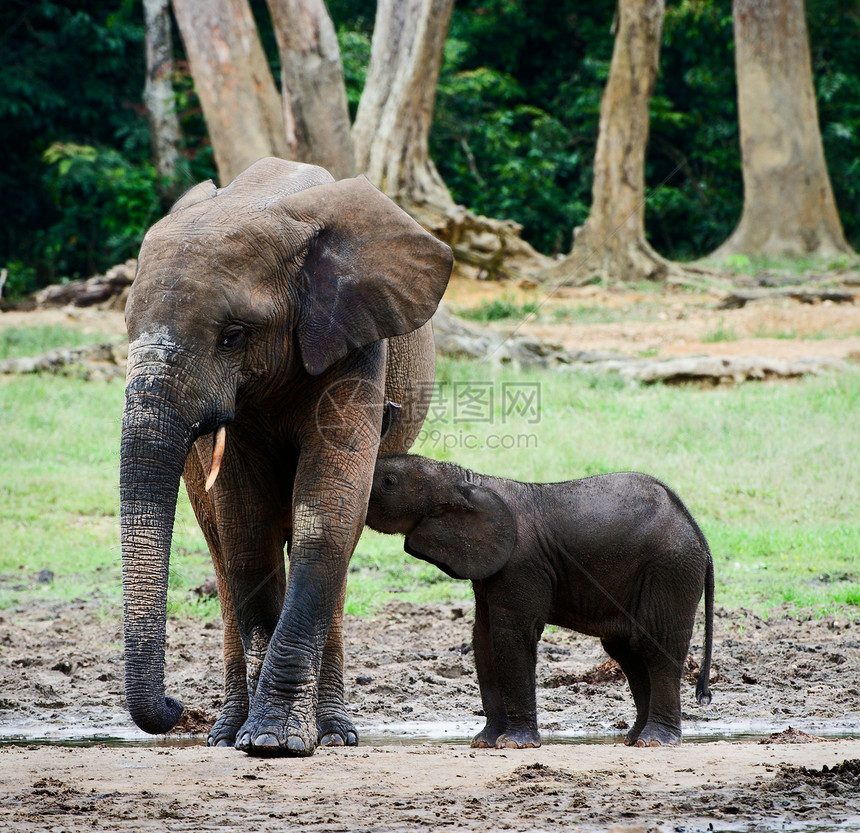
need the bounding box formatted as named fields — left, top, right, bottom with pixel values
left=120, top=158, right=452, bottom=756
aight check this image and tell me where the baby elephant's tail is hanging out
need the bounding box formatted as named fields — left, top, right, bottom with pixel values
left=696, top=552, right=715, bottom=705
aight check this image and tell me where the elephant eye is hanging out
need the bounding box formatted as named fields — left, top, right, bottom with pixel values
left=219, top=324, right=245, bottom=351
left=382, top=475, right=397, bottom=491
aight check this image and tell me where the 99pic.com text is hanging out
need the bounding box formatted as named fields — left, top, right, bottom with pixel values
left=414, top=428, right=539, bottom=452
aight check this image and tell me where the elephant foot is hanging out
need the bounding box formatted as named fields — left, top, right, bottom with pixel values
left=631, top=722, right=681, bottom=748
left=207, top=705, right=249, bottom=748
left=235, top=705, right=318, bottom=757
left=494, top=728, right=542, bottom=749
left=470, top=723, right=505, bottom=749
left=472, top=722, right=540, bottom=750
left=623, top=723, right=646, bottom=747
left=317, top=710, right=359, bottom=747
left=235, top=725, right=316, bottom=757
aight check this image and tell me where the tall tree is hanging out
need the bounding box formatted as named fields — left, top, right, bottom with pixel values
left=712, top=0, right=852, bottom=258
left=171, top=0, right=290, bottom=185
left=266, top=0, right=355, bottom=179
left=143, top=0, right=183, bottom=204
left=546, top=0, right=673, bottom=284
left=352, top=0, right=455, bottom=210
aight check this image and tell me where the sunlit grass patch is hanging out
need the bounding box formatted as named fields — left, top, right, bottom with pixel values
left=0, top=325, right=114, bottom=359
left=2, top=345, right=858, bottom=619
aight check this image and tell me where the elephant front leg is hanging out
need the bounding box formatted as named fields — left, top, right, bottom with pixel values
left=470, top=595, right=508, bottom=748
left=235, top=544, right=354, bottom=755
left=215, top=553, right=286, bottom=747
left=183, top=450, right=254, bottom=748
left=236, top=463, right=373, bottom=755
left=484, top=603, right=543, bottom=750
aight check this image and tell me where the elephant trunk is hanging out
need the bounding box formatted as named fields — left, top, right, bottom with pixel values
left=120, top=383, right=196, bottom=734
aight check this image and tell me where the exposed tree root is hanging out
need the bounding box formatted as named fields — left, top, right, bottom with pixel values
left=538, top=234, right=715, bottom=287
left=408, top=200, right=551, bottom=282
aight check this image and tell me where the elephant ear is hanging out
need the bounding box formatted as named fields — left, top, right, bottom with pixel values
left=273, top=176, right=453, bottom=376
left=405, top=484, right=516, bottom=581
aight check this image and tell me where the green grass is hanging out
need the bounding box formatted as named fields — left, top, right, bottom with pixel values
left=0, top=325, right=115, bottom=359
left=550, top=302, right=666, bottom=326
left=703, top=322, right=739, bottom=343
left=1, top=347, right=858, bottom=619
left=457, top=297, right=540, bottom=323
left=705, top=252, right=859, bottom=278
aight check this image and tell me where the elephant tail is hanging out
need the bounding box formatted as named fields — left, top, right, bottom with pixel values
left=696, top=552, right=715, bottom=706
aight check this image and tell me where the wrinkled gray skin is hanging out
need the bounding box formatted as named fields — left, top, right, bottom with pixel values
left=366, top=454, right=714, bottom=749
left=120, top=159, right=452, bottom=756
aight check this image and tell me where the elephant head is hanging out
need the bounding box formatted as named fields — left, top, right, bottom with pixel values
left=121, top=159, right=451, bottom=736
left=366, top=454, right=517, bottom=581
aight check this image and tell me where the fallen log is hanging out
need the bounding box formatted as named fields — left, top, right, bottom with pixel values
left=432, top=303, right=564, bottom=367
left=0, top=341, right=128, bottom=379
left=568, top=353, right=851, bottom=384
left=33, top=260, right=136, bottom=309
left=718, top=286, right=856, bottom=309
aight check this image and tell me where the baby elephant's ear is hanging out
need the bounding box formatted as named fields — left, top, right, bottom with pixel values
left=405, top=484, right=516, bottom=580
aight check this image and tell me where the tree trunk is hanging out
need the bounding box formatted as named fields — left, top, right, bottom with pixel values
left=266, top=0, right=355, bottom=179
left=545, top=0, right=674, bottom=284
left=143, top=0, right=183, bottom=204
left=351, top=0, right=550, bottom=281
left=352, top=0, right=454, bottom=209
left=712, top=0, right=852, bottom=259
left=171, top=0, right=290, bottom=185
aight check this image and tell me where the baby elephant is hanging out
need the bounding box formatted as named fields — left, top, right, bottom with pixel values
left=365, top=454, right=714, bottom=749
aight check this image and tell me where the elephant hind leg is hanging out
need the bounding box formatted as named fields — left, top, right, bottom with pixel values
left=317, top=580, right=358, bottom=747
left=184, top=449, right=249, bottom=747
left=602, top=637, right=650, bottom=746
left=632, top=635, right=687, bottom=747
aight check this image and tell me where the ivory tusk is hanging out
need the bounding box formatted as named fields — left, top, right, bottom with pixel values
left=205, top=426, right=227, bottom=492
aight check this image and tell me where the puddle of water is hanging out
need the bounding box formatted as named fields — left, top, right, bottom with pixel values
left=0, top=718, right=856, bottom=749
left=711, top=820, right=860, bottom=833
left=361, top=718, right=858, bottom=747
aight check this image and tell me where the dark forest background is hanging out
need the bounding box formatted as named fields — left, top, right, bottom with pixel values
left=2, top=0, right=858, bottom=297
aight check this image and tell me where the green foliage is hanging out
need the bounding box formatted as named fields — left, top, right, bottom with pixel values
left=432, top=0, right=859, bottom=258
left=808, top=0, right=860, bottom=248
left=39, top=142, right=160, bottom=280
left=3, top=0, right=860, bottom=294
left=432, top=3, right=612, bottom=255
left=337, top=27, right=372, bottom=120
left=645, top=0, right=742, bottom=260
left=0, top=1, right=154, bottom=291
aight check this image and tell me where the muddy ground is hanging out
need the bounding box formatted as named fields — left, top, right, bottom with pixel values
left=2, top=279, right=860, bottom=831
left=1, top=599, right=859, bottom=832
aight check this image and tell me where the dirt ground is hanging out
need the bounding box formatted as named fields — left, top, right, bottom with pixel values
left=441, top=273, right=860, bottom=363
left=5, top=271, right=860, bottom=364
left=1, top=600, right=859, bottom=832
left=2, top=279, right=859, bottom=831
